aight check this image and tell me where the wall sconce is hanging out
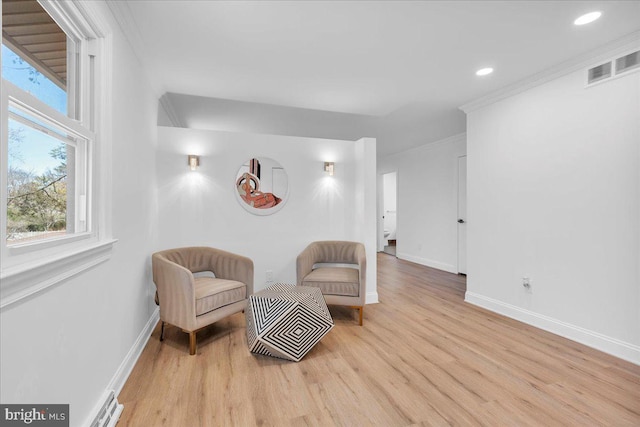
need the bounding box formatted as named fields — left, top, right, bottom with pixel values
left=188, top=155, right=200, bottom=171
left=324, top=161, right=335, bottom=176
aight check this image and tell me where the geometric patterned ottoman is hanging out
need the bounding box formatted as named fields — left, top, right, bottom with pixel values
left=245, top=283, right=334, bottom=362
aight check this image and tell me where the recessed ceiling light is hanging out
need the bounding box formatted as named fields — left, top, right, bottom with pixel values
left=574, top=11, right=602, bottom=26
left=476, top=67, right=494, bottom=76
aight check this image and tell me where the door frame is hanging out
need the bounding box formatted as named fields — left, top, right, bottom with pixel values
left=457, top=155, right=467, bottom=274
left=377, top=170, right=399, bottom=253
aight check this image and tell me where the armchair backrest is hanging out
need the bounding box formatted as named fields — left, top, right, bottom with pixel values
left=306, top=240, right=365, bottom=265
left=153, top=247, right=254, bottom=291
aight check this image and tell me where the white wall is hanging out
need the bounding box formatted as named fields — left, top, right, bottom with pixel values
left=465, top=63, right=640, bottom=363
left=375, top=105, right=467, bottom=157
left=156, top=127, right=378, bottom=301
left=379, top=133, right=467, bottom=273
left=354, top=138, right=379, bottom=303
left=0, top=3, right=160, bottom=426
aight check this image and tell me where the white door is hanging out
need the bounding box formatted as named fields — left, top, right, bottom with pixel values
left=457, top=156, right=467, bottom=274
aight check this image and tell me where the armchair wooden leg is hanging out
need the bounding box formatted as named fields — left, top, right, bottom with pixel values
left=160, top=321, right=165, bottom=342
left=189, top=331, right=197, bottom=355
left=349, top=306, right=364, bottom=326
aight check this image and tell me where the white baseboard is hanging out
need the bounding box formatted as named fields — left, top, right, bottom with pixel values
left=83, top=307, right=158, bottom=427
left=465, top=291, right=640, bottom=366
left=109, top=307, right=159, bottom=394
left=366, top=291, right=379, bottom=304
left=396, top=253, right=457, bottom=274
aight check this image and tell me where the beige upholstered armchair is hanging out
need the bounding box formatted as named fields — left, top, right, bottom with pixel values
left=296, top=241, right=366, bottom=325
left=152, top=247, right=254, bottom=355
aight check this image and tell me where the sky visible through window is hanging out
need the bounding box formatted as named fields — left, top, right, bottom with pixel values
left=2, top=44, right=68, bottom=175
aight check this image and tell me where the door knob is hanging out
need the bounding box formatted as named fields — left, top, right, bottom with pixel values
left=457, top=219, right=465, bottom=224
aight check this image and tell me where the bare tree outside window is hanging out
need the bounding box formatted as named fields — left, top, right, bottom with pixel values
left=6, top=120, right=69, bottom=243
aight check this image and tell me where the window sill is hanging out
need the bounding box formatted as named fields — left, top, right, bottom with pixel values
left=8, top=232, right=93, bottom=256
left=0, top=239, right=117, bottom=309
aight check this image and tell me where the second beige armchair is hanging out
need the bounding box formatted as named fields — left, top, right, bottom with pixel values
left=296, top=240, right=366, bottom=325
left=152, top=247, right=253, bottom=355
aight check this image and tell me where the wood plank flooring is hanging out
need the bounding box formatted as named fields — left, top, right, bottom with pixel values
left=117, top=253, right=640, bottom=426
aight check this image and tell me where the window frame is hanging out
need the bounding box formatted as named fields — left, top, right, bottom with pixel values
left=1, top=1, right=115, bottom=308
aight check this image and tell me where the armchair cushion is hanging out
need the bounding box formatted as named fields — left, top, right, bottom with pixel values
left=301, top=267, right=359, bottom=297
left=195, top=277, right=247, bottom=317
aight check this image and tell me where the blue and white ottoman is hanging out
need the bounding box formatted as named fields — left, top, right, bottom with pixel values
left=245, top=283, right=334, bottom=362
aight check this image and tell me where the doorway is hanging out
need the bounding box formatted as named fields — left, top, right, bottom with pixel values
left=382, top=172, right=397, bottom=256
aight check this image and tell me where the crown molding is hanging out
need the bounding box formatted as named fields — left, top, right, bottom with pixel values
left=105, top=0, right=164, bottom=98
left=460, top=30, right=640, bottom=114
left=159, top=94, right=186, bottom=128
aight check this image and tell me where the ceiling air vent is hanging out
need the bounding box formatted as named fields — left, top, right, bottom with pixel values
left=587, top=62, right=612, bottom=85
left=615, top=50, right=640, bottom=75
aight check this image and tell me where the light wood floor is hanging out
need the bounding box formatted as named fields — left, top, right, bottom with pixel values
left=118, top=253, right=640, bottom=426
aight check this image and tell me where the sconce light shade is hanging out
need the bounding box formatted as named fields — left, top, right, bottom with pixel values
left=324, top=162, right=335, bottom=176
left=188, top=155, right=200, bottom=171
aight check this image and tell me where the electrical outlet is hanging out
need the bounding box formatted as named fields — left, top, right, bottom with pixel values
left=266, top=270, right=273, bottom=283
left=522, top=277, right=531, bottom=290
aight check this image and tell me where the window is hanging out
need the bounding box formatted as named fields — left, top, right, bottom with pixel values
left=7, top=101, right=90, bottom=244
left=1, top=0, right=113, bottom=307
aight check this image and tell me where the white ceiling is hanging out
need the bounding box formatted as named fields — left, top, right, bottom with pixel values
left=116, top=1, right=640, bottom=154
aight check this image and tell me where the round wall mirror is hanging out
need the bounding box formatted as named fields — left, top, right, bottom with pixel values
left=235, top=157, right=289, bottom=215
